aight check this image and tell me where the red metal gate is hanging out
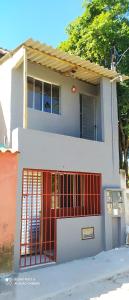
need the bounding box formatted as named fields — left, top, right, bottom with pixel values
left=20, top=169, right=101, bottom=268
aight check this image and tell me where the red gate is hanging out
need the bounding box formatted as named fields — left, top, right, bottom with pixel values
left=20, top=169, right=101, bottom=268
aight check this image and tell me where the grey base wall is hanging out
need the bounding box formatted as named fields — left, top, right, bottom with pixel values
left=57, top=216, right=103, bottom=263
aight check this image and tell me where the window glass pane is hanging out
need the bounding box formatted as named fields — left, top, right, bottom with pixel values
left=27, top=77, right=33, bottom=108
left=52, top=85, right=59, bottom=114
left=35, top=80, right=42, bottom=111
left=44, top=82, right=51, bottom=113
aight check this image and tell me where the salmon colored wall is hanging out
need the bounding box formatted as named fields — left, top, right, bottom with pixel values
left=0, top=152, right=18, bottom=272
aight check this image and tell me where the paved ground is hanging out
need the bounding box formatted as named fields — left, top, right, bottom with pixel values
left=0, top=247, right=129, bottom=300
left=54, top=272, right=129, bottom=300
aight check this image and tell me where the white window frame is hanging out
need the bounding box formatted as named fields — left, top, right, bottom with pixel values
left=27, top=76, right=60, bottom=115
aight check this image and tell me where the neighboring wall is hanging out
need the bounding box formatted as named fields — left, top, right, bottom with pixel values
left=0, top=152, right=18, bottom=273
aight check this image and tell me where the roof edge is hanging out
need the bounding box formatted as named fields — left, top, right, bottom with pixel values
left=0, top=38, right=128, bottom=82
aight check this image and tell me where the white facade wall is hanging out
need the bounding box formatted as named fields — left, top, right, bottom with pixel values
left=0, top=59, right=12, bottom=145
left=10, top=65, right=24, bottom=135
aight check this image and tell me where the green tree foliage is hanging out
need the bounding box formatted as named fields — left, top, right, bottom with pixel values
left=59, top=0, right=129, bottom=179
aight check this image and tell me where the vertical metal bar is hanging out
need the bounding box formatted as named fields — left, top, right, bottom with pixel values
left=63, top=174, right=64, bottom=218
left=44, top=172, right=47, bottom=264
left=91, top=174, right=93, bottom=215
left=54, top=173, right=57, bottom=261
left=59, top=175, right=61, bottom=217
left=86, top=174, right=88, bottom=215
left=54, top=211, right=56, bottom=263
left=57, top=175, right=60, bottom=219
left=90, top=174, right=92, bottom=215
left=25, top=169, right=28, bottom=267
left=50, top=173, right=52, bottom=262
left=48, top=174, right=50, bottom=264
left=97, top=175, right=98, bottom=215
left=20, top=171, right=24, bottom=268
left=67, top=174, right=68, bottom=217
left=92, top=174, right=96, bottom=215
left=83, top=174, right=85, bottom=216
left=80, top=175, right=82, bottom=216
left=70, top=175, right=72, bottom=217
left=30, top=172, right=33, bottom=266
left=74, top=174, right=76, bottom=217
left=94, top=175, right=98, bottom=215
left=40, top=171, right=43, bottom=264
left=88, top=174, right=91, bottom=215
left=31, top=171, right=35, bottom=266
left=35, top=171, right=38, bottom=265
left=77, top=174, right=78, bottom=216
left=97, top=175, right=99, bottom=215
left=99, top=174, right=101, bottom=214
left=98, top=175, right=100, bottom=214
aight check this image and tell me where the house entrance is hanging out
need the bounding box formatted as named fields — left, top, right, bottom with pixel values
left=20, top=169, right=101, bottom=268
left=20, top=170, right=56, bottom=268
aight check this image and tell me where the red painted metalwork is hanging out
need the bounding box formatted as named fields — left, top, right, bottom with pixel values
left=20, top=169, right=101, bottom=268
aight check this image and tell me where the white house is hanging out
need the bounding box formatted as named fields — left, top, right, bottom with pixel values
left=0, top=39, right=127, bottom=271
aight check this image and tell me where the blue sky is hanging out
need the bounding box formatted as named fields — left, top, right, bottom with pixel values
left=0, top=0, right=84, bottom=50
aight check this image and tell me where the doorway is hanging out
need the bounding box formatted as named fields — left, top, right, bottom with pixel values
left=20, top=170, right=56, bottom=268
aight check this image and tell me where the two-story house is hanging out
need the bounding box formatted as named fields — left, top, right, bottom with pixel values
left=0, top=39, right=127, bottom=271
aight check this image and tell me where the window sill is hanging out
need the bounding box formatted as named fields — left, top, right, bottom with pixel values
left=28, top=107, right=62, bottom=117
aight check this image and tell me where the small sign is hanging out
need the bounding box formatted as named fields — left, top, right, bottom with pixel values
left=81, top=227, right=95, bottom=240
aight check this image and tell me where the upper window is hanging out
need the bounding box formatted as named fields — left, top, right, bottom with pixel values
left=27, top=77, right=60, bottom=114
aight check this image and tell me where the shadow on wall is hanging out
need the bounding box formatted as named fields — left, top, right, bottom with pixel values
left=0, top=101, right=7, bottom=145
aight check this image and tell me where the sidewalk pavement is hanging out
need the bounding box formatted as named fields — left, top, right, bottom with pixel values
left=0, top=247, right=129, bottom=300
